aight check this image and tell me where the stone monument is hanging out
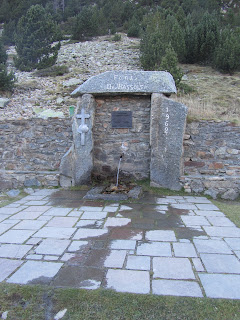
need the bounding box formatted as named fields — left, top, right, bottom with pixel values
left=60, top=71, right=188, bottom=191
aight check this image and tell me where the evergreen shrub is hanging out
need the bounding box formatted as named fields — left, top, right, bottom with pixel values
left=14, top=5, right=60, bottom=71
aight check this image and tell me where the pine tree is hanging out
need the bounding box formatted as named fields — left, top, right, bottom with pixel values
left=214, top=27, right=240, bottom=74
left=14, top=4, right=60, bottom=71
left=0, top=40, right=16, bottom=91
left=0, top=40, right=7, bottom=64
left=159, top=44, right=183, bottom=87
left=166, top=15, right=186, bottom=62
left=194, top=12, right=220, bottom=63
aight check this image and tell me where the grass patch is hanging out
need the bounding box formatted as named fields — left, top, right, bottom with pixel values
left=33, top=65, right=69, bottom=77
left=1, top=284, right=240, bottom=320
left=70, top=185, right=90, bottom=191
left=212, top=200, right=240, bottom=227
left=136, top=179, right=187, bottom=196
left=175, top=64, right=240, bottom=124
left=0, top=190, right=27, bottom=208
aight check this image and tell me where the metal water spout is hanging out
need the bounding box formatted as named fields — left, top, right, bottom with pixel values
left=116, top=154, right=123, bottom=187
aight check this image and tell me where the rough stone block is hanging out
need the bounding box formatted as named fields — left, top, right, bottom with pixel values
left=150, top=93, right=187, bottom=191
left=71, top=71, right=176, bottom=96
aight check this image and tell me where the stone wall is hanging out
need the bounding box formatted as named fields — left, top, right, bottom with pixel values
left=0, top=116, right=239, bottom=200
left=181, top=121, right=240, bottom=199
left=93, top=95, right=151, bottom=181
left=0, top=119, right=72, bottom=190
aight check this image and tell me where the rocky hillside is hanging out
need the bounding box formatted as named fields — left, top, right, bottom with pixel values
left=1, top=34, right=140, bottom=120
left=1, top=33, right=239, bottom=123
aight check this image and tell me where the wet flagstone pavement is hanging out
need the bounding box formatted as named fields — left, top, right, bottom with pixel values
left=0, top=189, right=240, bottom=299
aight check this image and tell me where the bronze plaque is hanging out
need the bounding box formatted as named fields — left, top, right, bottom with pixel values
left=111, top=111, right=132, bottom=128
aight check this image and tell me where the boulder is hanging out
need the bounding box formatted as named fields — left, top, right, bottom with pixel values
left=0, top=98, right=10, bottom=108
left=221, top=189, right=239, bottom=201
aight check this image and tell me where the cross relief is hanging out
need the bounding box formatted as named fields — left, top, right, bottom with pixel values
left=76, top=108, right=90, bottom=146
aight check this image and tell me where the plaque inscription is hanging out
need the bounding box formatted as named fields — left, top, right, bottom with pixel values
left=111, top=111, right=132, bottom=128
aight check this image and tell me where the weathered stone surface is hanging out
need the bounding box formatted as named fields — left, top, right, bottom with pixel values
left=63, top=78, right=82, bottom=87
left=7, top=261, right=63, bottom=284
left=152, top=279, right=203, bottom=297
left=60, top=94, right=96, bottom=186
left=6, top=189, right=20, bottom=198
left=92, top=95, right=151, bottom=181
left=182, top=121, right=240, bottom=195
left=199, top=273, right=240, bottom=299
left=106, top=269, right=150, bottom=294
left=221, top=189, right=239, bottom=200
left=0, top=98, right=10, bottom=108
left=150, top=93, right=188, bottom=191
left=71, top=71, right=176, bottom=96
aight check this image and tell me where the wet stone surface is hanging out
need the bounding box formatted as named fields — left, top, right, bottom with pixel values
left=0, top=189, right=240, bottom=299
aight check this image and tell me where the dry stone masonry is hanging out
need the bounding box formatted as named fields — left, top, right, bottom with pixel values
left=60, top=70, right=187, bottom=191
left=0, top=68, right=239, bottom=199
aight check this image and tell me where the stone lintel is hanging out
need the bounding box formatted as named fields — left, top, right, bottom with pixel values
left=71, top=71, right=177, bottom=96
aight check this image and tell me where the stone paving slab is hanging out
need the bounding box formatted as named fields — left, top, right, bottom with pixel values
left=46, top=217, right=78, bottom=228
left=106, top=269, right=150, bottom=294
left=126, top=255, right=151, bottom=270
left=10, top=211, right=43, bottom=220
left=104, top=250, right=127, bottom=268
left=43, top=208, right=73, bottom=216
left=181, top=215, right=210, bottom=226
left=203, top=226, right=240, bottom=237
left=13, top=220, right=47, bottom=230
left=0, top=215, right=7, bottom=222
left=173, top=242, right=198, bottom=257
left=73, top=228, right=108, bottom=239
left=199, top=274, right=240, bottom=299
left=200, top=253, right=240, bottom=273
left=153, top=257, right=196, bottom=279
left=152, top=279, right=203, bottom=297
left=194, top=210, right=225, bottom=217
left=207, top=216, right=236, bottom=227
left=0, top=208, right=22, bottom=215
left=0, top=224, right=13, bottom=235
left=0, top=244, right=33, bottom=259
left=35, top=239, right=71, bottom=255
left=0, top=229, right=36, bottom=244
left=7, top=261, right=63, bottom=284
left=193, top=239, right=233, bottom=254
left=0, top=190, right=240, bottom=300
left=137, top=242, right=172, bottom=257
left=0, top=258, right=23, bottom=282
left=34, top=227, right=76, bottom=239
left=145, top=230, right=176, bottom=241
left=224, top=238, right=240, bottom=250
left=110, top=239, right=136, bottom=250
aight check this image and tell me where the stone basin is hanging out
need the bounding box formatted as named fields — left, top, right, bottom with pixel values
left=83, top=185, right=142, bottom=201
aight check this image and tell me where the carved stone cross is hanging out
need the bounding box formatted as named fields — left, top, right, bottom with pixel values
left=76, top=108, right=90, bottom=146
